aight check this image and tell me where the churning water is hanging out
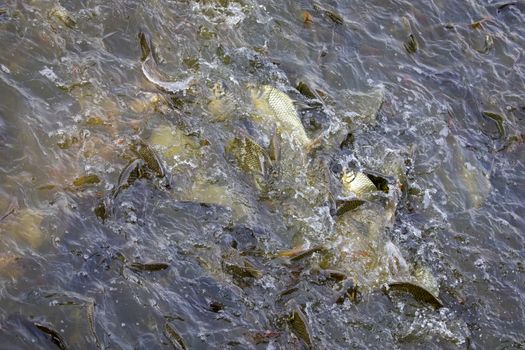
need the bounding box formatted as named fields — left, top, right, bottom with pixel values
left=0, top=1, right=524, bottom=349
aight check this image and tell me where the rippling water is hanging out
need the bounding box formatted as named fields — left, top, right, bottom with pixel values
left=0, top=0, right=524, bottom=349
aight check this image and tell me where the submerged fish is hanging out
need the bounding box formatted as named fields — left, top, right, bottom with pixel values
left=72, top=174, right=100, bottom=187
left=33, top=322, right=69, bottom=350
left=225, top=135, right=271, bottom=176
left=130, top=139, right=166, bottom=178
left=250, top=85, right=311, bottom=148
left=277, top=244, right=325, bottom=261
left=164, top=323, right=188, bottom=350
left=127, top=261, right=170, bottom=272
left=0, top=197, right=18, bottom=222
left=86, top=299, right=100, bottom=349
left=289, top=307, right=313, bottom=349
left=138, top=31, right=194, bottom=94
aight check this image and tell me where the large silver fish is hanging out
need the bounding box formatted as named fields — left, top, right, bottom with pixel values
left=250, top=85, right=311, bottom=148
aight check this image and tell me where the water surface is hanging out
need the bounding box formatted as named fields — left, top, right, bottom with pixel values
left=0, top=0, right=524, bottom=349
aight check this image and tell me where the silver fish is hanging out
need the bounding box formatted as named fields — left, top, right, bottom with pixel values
left=251, top=85, right=310, bottom=147
left=341, top=169, right=377, bottom=197
left=138, top=32, right=193, bottom=94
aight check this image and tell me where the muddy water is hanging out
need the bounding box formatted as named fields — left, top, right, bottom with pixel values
left=0, top=0, right=524, bottom=349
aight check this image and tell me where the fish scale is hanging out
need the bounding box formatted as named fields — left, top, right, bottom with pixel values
left=260, top=85, right=310, bottom=147
left=342, top=170, right=377, bottom=196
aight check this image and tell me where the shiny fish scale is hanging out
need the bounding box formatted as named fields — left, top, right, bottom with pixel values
left=261, top=85, right=310, bottom=147
left=342, top=170, right=377, bottom=196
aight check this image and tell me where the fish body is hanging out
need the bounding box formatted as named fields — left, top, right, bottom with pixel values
left=130, top=140, right=166, bottom=178
left=138, top=31, right=193, bottom=94
left=225, top=135, right=270, bottom=176
left=289, top=307, right=313, bottom=349
left=341, top=170, right=376, bottom=197
left=251, top=85, right=310, bottom=148
left=387, top=282, right=443, bottom=308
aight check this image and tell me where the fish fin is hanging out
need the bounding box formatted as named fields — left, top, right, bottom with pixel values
left=138, top=30, right=154, bottom=63
left=268, top=128, right=282, bottom=163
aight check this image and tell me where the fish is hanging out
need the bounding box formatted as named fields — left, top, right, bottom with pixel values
left=164, top=323, right=188, bottom=350
left=130, top=139, right=166, bottom=178
left=222, top=258, right=262, bottom=279
left=313, top=2, right=344, bottom=25
left=341, top=170, right=377, bottom=197
left=128, top=262, right=170, bottom=272
left=482, top=111, right=505, bottom=138
left=207, top=81, right=238, bottom=121
left=402, top=17, right=418, bottom=54
left=113, top=159, right=145, bottom=197
left=404, top=34, right=418, bottom=54
left=85, top=299, right=101, bottom=349
left=250, top=85, right=311, bottom=148
left=73, top=174, right=100, bottom=187
left=321, top=269, right=348, bottom=282
left=386, top=281, right=443, bottom=309
left=33, top=322, right=69, bottom=350
left=225, top=135, right=271, bottom=177
left=277, top=244, right=325, bottom=261
left=339, top=86, right=385, bottom=125
left=335, top=199, right=366, bottom=216
left=289, top=307, right=313, bottom=349
left=138, top=31, right=194, bottom=94
left=0, top=197, right=18, bottom=222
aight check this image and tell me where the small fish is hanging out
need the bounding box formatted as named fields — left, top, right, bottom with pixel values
left=225, top=135, right=271, bottom=176
left=321, top=269, right=348, bottom=282
left=223, top=258, right=262, bottom=279
left=303, top=11, right=314, bottom=25
left=113, top=159, right=145, bottom=198
left=497, top=2, right=518, bottom=12
left=289, top=307, right=313, bottom=349
left=404, top=34, right=418, bottom=54
left=73, top=174, right=100, bottom=187
left=401, top=17, right=418, bottom=54
left=313, top=3, right=344, bottom=25
left=387, top=281, right=443, bottom=308
left=277, top=245, right=325, bottom=261
left=128, top=262, right=170, bottom=271
left=341, top=170, right=377, bottom=197
left=138, top=31, right=194, bottom=94
left=34, top=322, right=69, bottom=350
left=482, top=111, right=505, bottom=138
left=85, top=299, right=101, bottom=349
left=251, top=85, right=311, bottom=147
left=296, top=82, right=317, bottom=100
left=130, top=140, right=166, bottom=178
left=0, top=197, right=18, bottom=222
left=164, top=323, right=188, bottom=350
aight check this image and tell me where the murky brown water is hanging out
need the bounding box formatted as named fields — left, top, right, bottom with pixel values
left=0, top=0, right=524, bottom=349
